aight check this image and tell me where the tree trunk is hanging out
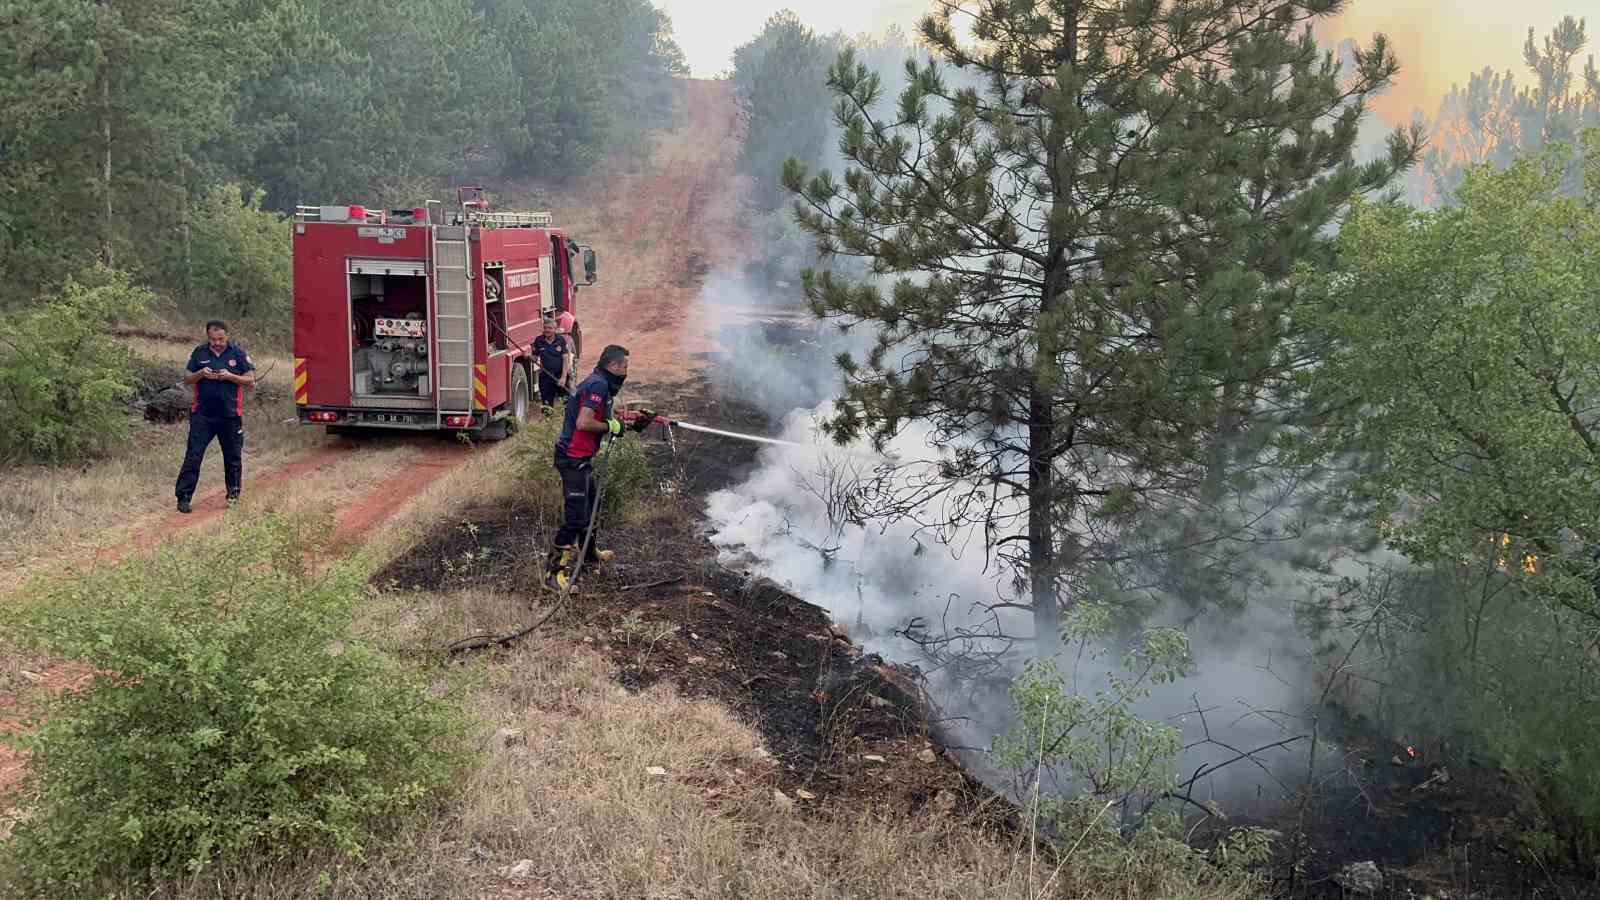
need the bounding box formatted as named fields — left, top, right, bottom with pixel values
left=1028, top=1, right=1081, bottom=643
left=1028, top=378, right=1061, bottom=639
left=98, top=64, right=113, bottom=268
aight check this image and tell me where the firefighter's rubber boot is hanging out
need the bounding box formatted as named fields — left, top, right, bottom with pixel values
left=542, top=544, right=576, bottom=592
left=582, top=529, right=615, bottom=566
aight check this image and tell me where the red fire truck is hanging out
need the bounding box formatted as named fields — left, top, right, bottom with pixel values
left=291, top=187, right=596, bottom=436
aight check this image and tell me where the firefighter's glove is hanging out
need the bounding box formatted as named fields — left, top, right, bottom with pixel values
left=630, top=409, right=656, bottom=433
left=606, top=417, right=623, bottom=437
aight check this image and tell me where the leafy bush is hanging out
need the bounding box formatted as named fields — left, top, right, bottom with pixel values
left=510, top=401, right=655, bottom=521
left=1303, top=134, right=1600, bottom=864
left=0, top=517, right=469, bottom=894
left=993, top=605, right=1272, bottom=891
left=995, top=603, right=1188, bottom=822
left=0, top=265, right=150, bottom=462
left=178, top=183, right=291, bottom=319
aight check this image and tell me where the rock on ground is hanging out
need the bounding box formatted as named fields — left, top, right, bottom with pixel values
left=1334, top=860, right=1383, bottom=895
left=144, top=386, right=191, bottom=423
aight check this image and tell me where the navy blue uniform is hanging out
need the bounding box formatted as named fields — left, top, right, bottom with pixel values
left=174, top=342, right=254, bottom=503
left=551, top=368, right=621, bottom=550
left=530, top=334, right=571, bottom=406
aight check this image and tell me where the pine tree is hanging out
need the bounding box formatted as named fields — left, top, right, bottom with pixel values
left=784, top=0, right=1421, bottom=635
left=0, top=0, right=257, bottom=293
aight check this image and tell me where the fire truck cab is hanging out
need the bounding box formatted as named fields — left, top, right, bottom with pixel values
left=291, top=187, right=596, bottom=436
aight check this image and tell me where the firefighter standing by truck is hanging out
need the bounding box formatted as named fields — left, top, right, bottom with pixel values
left=174, top=320, right=255, bottom=513
left=555, top=306, right=581, bottom=391
left=530, top=315, right=572, bottom=415
left=543, top=344, right=630, bottom=590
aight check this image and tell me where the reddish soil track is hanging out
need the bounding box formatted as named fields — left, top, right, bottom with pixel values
left=572, top=79, right=748, bottom=384
left=129, top=446, right=349, bottom=555
left=331, top=444, right=467, bottom=548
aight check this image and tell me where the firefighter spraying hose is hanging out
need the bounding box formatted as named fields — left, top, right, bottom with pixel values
left=448, top=344, right=632, bottom=655
left=446, top=360, right=827, bottom=655
left=494, top=312, right=800, bottom=452
left=447, top=432, right=617, bottom=654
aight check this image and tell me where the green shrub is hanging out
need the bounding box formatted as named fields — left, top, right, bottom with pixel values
left=995, top=603, right=1188, bottom=819
left=0, top=517, right=469, bottom=894
left=1309, top=558, right=1600, bottom=867
left=510, top=401, right=655, bottom=521
left=0, top=265, right=151, bottom=462
left=177, top=183, right=290, bottom=320
left=993, top=604, right=1270, bottom=892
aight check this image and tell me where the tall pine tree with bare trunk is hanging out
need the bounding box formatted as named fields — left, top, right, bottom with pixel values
left=784, top=0, right=1420, bottom=638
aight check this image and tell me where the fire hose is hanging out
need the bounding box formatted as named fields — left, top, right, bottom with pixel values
left=447, top=433, right=617, bottom=655
left=488, top=318, right=804, bottom=450
left=618, top=409, right=808, bottom=449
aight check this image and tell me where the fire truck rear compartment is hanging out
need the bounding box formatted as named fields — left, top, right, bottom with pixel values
left=349, top=270, right=431, bottom=403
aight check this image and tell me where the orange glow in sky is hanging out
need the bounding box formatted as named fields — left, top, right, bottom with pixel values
left=1316, top=2, right=1582, bottom=122
left=658, top=1, right=1588, bottom=124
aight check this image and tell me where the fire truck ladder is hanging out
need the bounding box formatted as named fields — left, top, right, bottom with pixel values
left=431, top=224, right=475, bottom=425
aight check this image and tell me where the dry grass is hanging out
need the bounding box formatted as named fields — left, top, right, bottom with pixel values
left=3, top=395, right=1267, bottom=899
left=0, top=400, right=321, bottom=589
left=91, top=571, right=1264, bottom=900
left=5, top=565, right=1269, bottom=897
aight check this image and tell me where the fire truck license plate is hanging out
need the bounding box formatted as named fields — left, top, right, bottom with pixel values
left=374, top=317, right=425, bottom=337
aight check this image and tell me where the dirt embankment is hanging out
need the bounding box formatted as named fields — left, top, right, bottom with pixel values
left=563, top=79, right=749, bottom=385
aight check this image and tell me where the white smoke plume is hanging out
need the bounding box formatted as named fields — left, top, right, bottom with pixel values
left=699, top=283, right=1333, bottom=815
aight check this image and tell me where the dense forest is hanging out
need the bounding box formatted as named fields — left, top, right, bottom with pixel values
left=0, top=0, right=686, bottom=310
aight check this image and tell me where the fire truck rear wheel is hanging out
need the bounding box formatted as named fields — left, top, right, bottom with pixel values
left=508, top=364, right=532, bottom=433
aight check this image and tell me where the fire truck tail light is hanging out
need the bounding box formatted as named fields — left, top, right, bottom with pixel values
left=307, top=411, right=340, bottom=423
left=444, top=415, right=470, bottom=428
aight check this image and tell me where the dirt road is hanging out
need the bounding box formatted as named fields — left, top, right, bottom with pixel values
left=126, top=79, right=747, bottom=557
left=567, top=79, right=750, bottom=384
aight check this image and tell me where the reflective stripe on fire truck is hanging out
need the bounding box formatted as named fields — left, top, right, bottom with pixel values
left=294, top=358, right=308, bottom=405
left=473, top=364, right=488, bottom=411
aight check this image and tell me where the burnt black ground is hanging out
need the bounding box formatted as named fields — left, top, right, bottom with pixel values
left=1254, top=707, right=1599, bottom=899
left=372, top=372, right=1011, bottom=826
left=372, top=362, right=1599, bottom=898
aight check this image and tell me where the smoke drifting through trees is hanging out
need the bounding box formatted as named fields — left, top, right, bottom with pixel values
left=782, top=1, right=1420, bottom=637
left=717, top=2, right=1600, bottom=859
left=1330, top=13, right=1599, bottom=205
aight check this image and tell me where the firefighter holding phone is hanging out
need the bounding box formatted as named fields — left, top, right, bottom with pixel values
left=174, top=320, right=255, bottom=513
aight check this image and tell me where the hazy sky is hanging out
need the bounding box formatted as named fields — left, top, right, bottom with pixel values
left=657, top=0, right=1587, bottom=120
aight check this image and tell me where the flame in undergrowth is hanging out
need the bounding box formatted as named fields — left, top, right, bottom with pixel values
left=1492, top=532, right=1542, bottom=574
